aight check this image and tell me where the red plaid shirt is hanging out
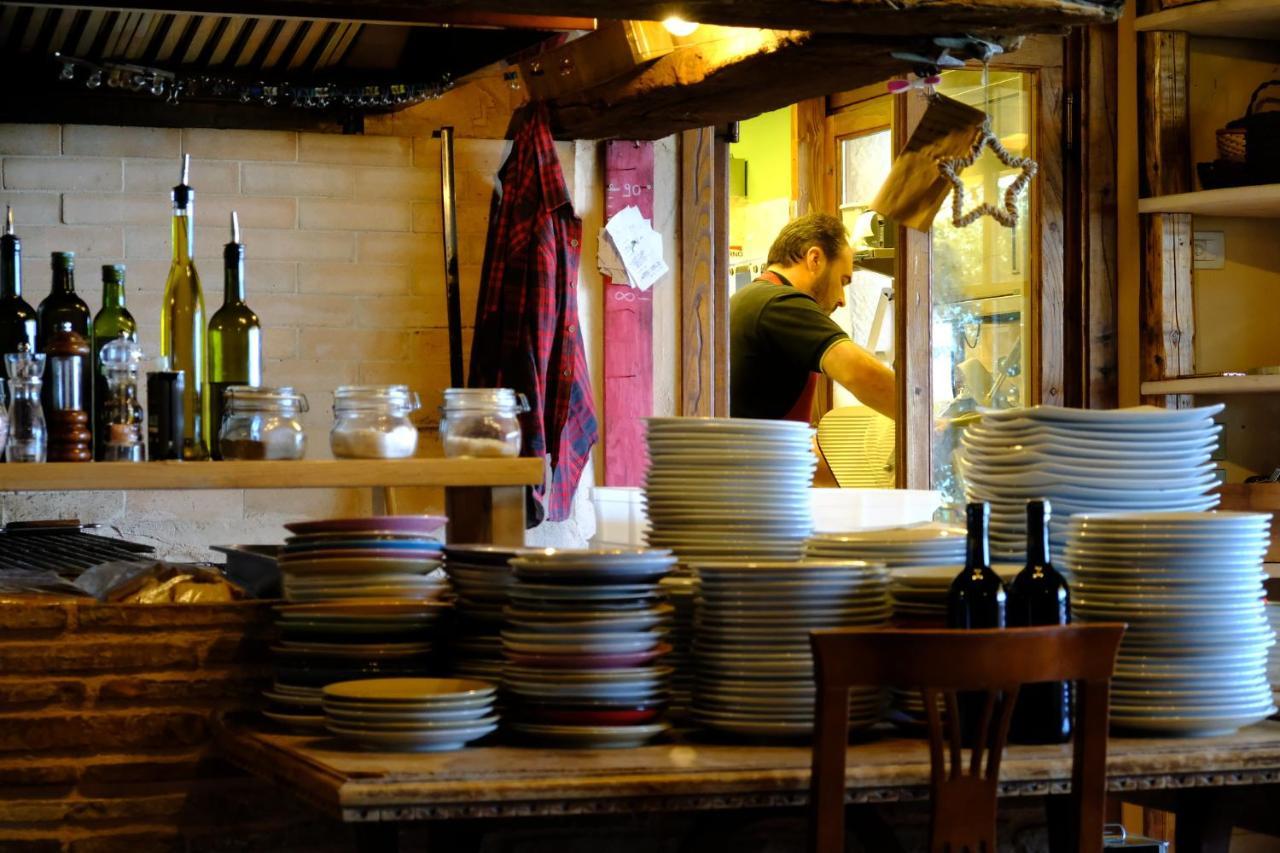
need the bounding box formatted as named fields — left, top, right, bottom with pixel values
left=468, top=105, right=598, bottom=522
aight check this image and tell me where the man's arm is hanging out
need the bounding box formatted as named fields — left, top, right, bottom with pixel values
left=820, top=339, right=896, bottom=420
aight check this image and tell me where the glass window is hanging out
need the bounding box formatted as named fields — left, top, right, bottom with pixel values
left=929, top=69, right=1033, bottom=506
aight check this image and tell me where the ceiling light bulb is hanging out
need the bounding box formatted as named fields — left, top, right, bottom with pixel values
left=663, top=16, right=699, bottom=36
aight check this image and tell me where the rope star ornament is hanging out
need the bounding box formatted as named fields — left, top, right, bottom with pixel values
left=936, top=122, right=1038, bottom=229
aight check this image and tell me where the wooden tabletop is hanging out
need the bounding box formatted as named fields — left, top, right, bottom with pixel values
left=215, top=717, right=1280, bottom=823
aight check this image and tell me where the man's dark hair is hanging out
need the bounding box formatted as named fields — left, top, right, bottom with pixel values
left=766, top=213, right=849, bottom=267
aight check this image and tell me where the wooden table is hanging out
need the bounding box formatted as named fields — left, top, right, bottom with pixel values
left=217, top=717, right=1280, bottom=850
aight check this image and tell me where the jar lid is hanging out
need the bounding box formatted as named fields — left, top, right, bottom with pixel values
left=441, top=387, right=527, bottom=412
left=333, top=384, right=420, bottom=413
left=100, top=335, right=144, bottom=370
left=225, top=385, right=310, bottom=413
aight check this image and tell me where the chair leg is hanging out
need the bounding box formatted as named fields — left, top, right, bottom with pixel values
left=1045, top=794, right=1076, bottom=853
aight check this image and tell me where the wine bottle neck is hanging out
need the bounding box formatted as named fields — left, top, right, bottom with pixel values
left=0, top=235, right=19, bottom=299
left=966, top=513, right=990, bottom=569
left=101, top=279, right=126, bottom=309
left=171, top=207, right=195, bottom=262
left=1026, top=503, right=1051, bottom=567
left=52, top=266, right=74, bottom=294
left=223, top=246, right=245, bottom=304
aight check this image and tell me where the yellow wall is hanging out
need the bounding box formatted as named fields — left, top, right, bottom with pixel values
left=729, top=107, right=795, bottom=263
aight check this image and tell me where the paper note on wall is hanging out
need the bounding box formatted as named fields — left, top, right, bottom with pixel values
left=603, top=205, right=668, bottom=291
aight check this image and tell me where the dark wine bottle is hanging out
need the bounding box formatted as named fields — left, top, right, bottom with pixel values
left=947, top=502, right=1006, bottom=629
left=1008, top=499, right=1072, bottom=744
left=37, top=252, right=92, bottom=439
left=206, top=211, right=261, bottom=460
left=92, top=265, right=137, bottom=461
left=947, top=502, right=1006, bottom=746
left=0, top=207, right=38, bottom=432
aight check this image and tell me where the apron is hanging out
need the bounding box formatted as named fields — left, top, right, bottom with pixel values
left=756, top=270, right=819, bottom=424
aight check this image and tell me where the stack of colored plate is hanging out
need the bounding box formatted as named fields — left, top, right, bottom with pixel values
left=443, top=545, right=532, bottom=683
left=322, top=678, right=498, bottom=752
left=502, top=548, right=677, bottom=748
left=278, top=516, right=448, bottom=602
left=263, top=601, right=447, bottom=731
left=690, top=559, right=890, bottom=738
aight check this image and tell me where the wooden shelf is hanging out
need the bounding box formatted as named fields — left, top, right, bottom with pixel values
left=1136, top=0, right=1280, bottom=40
left=1141, top=374, right=1280, bottom=395
left=1139, top=184, right=1280, bottom=217
left=0, top=458, right=544, bottom=492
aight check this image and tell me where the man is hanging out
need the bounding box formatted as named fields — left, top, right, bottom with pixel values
left=730, top=213, right=895, bottom=421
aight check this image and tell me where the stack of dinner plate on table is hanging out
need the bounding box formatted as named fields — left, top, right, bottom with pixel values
left=322, top=677, right=498, bottom=752
left=642, top=418, right=818, bottom=563
left=443, top=545, right=530, bottom=683
left=806, top=523, right=966, bottom=571
left=502, top=548, right=677, bottom=748
left=958, top=405, right=1222, bottom=559
left=263, top=601, right=447, bottom=730
left=277, top=515, right=449, bottom=602
left=660, top=574, right=697, bottom=719
left=1069, top=511, right=1277, bottom=736
left=1269, top=602, right=1280, bottom=709
left=689, top=559, right=890, bottom=738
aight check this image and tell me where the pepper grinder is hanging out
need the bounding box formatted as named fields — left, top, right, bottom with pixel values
left=100, top=334, right=145, bottom=462
left=6, top=344, right=46, bottom=463
left=44, top=321, right=92, bottom=462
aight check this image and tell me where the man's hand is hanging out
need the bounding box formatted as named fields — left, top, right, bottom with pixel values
left=820, top=339, right=896, bottom=420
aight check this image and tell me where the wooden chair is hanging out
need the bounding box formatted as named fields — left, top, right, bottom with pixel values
left=808, top=625, right=1126, bottom=853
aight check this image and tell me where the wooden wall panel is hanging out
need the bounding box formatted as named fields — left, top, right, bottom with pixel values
left=793, top=98, right=828, bottom=216
left=1083, top=24, right=1120, bottom=409
left=679, top=126, right=717, bottom=417
left=1035, top=64, right=1066, bottom=408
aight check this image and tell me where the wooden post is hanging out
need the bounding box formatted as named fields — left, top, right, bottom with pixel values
left=679, top=126, right=718, bottom=417
left=1138, top=30, right=1194, bottom=408
left=896, top=92, right=932, bottom=490
left=1081, top=24, right=1120, bottom=409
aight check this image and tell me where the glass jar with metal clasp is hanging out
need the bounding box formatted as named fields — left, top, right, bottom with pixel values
left=330, top=385, right=420, bottom=459
left=439, top=387, right=528, bottom=458
left=217, top=386, right=309, bottom=461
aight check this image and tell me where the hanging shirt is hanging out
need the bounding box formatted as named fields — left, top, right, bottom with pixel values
left=729, top=270, right=850, bottom=422
left=468, top=105, right=598, bottom=523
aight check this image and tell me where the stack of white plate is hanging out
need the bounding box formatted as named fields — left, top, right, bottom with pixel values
left=322, top=678, right=498, bottom=752
left=502, top=548, right=677, bottom=748
left=807, top=523, right=966, bottom=569
left=660, top=574, right=697, bottom=719
left=264, top=600, right=448, bottom=732
left=1069, top=511, right=1277, bottom=736
left=443, top=545, right=532, bottom=683
left=643, top=418, right=818, bottom=562
left=1269, top=602, right=1280, bottom=709
left=958, top=405, right=1223, bottom=558
left=690, top=559, right=890, bottom=737
left=278, top=516, right=449, bottom=602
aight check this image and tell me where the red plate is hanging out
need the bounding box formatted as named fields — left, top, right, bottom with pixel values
left=504, top=643, right=672, bottom=669
left=284, top=516, right=448, bottom=536
left=522, top=707, right=663, bottom=726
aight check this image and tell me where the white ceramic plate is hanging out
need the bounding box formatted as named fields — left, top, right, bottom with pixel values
left=326, top=722, right=496, bottom=751
left=508, top=721, right=668, bottom=748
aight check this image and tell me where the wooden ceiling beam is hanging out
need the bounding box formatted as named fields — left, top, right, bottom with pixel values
left=17, top=2, right=597, bottom=31
left=545, top=29, right=922, bottom=139
left=22, top=0, right=1118, bottom=34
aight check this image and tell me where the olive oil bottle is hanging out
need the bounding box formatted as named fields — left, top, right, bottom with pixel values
left=160, top=155, right=207, bottom=459
left=206, top=211, right=261, bottom=459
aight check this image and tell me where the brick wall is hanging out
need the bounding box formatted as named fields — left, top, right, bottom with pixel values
left=0, top=599, right=351, bottom=852
left=0, top=123, right=598, bottom=556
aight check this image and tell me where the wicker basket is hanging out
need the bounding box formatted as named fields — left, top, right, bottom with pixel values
left=1217, top=79, right=1280, bottom=165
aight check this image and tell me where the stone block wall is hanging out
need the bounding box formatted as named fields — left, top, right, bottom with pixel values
left=0, top=123, right=600, bottom=555
left=0, top=598, right=353, bottom=852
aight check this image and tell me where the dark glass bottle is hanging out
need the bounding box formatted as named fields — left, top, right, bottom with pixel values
left=92, top=265, right=137, bottom=461
left=206, top=212, right=261, bottom=460
left=947, top=502, right=1007, bottom=746
left=947, top=502, right=1007, bottom=629
left=0, top=207, right=38, bottom=429
left=36, top=252, right=92, bottom=435
left=1008, top=499, right=1072, bottom=744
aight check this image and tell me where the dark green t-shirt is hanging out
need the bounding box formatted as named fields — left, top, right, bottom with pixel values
left=729, top=277, right=850, bottom=419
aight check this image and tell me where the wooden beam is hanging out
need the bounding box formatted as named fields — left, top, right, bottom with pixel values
left=679, top=126, right=716, bottom=417
left=896, top=92, right=932, bottom=491
left=18, top=2, right=596, bottom=30
left=20, top=0, right=1117, bottom=34
left=549, top=29, right=914, bottom=140
left=1081, top=23, right=1119, bottom=409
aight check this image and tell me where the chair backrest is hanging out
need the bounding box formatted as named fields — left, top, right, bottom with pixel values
left=815, top=406, right=895, bottom=489
left=808, top=625, right=1125, bottom=853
